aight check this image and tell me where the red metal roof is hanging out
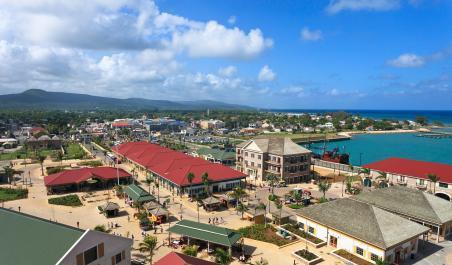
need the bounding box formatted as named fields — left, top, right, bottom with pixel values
left=154, top=252, right=216, bottom=265
left=364, top=157, right=452, bottom=184
left=114, top=141, right=246, bottom=186
left=112, top=122, right=132, bottom=127
left=44, top=167, right=131, bottom=187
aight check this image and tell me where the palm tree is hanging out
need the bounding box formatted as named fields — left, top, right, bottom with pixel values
left=427, top=174, right=440, bottom=194
left=237, top=203, right=248, bottom=219
left=214, top=248, right=232, bottom=265
left=56, top=151, right=63, bottom=165
left=230, top=187, right=247, bottom=212
left=155, top=182, right=160, bottom=203
left=266, top=174, right=279, bottom=195
left=359, top=168, right=370, bottom=179
left=38, top=154, right=46, bottom=176
left=345, top=174, right=354, bottom=194
left=273, top=198, right=283, bottom=225
left=187, top=172, right=195, bottom=198
left=139, top=235, right=158, bottom=265
left=201, top=172, right=209, bottom=196
left=349, top=164, right=354, bottom=178
left=3, top=166, right=16, bottom=185
left=318, top=181, right=331, bottom=199
left=253, top=259, right=269, bottom=265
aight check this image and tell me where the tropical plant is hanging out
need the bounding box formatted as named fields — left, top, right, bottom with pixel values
left=214, top=248, right=232, bottom=265
left=317, top=181, right=331, bottom=199
left=182, top=244, right=199, bottom=257
left=427, top=173, right=440, bottom=193
left=359, top=168, right=370, bottom=179
left=376, top=171, right=388, bottom=188
left=38, top=155, right=46, bottom=175
left=139, top=235, right=158, bottom=265
left=201, top=172, right=209, bottom=195
left=230, top=187, right=247, bottom=212
left=3, top=166, right=16, bottom=185
left=187, top=172, right=195, bottom=197
left=375, top=258, right=390, bottom=265
left=273, top=198, right=283, bottom=225
left=255, top=202, right=267, bottom=227
left=237, top=203, right=248, bottom=219
left=94, top=224, right=109, bottom=233
left=266, top=174, right=279, bottom=195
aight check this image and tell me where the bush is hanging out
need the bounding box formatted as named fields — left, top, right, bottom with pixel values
left=94, top=224, right=110, bottom=233
left=268, top=194, right=278, bottom=201
left=288, top=204, right=303, bottom=209
left=48, top=194, right=83, bottom=206
left=238, top=224, right=294, bottom=246
left=318, top=197, right=329, bottom=204
left=0, top=187, right=28, bottom=201
left=183, top=245, right=199, bottom=257
left=46, top=166, right=68, bottom=175
left=78, top=160, right=103, bottom=167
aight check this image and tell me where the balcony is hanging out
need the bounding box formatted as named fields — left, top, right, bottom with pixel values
left=397, top=180, right=407, bottom=186
left=266, top=159, right=281, bottom=165
left=416, top=184, right=427, bottom=190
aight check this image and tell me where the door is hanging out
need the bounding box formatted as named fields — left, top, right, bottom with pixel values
left=329, top=236, right=337, bottom=248
left=395, top=250, right=401, bottom=264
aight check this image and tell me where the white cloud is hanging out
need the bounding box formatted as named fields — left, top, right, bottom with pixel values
left=258, top=65, right=276, bottom=82
left=280, top=86, right=305, bottom=97
left=0, top=0, right=272, bottom=59
left=301, top=27, right=323, bottom=41
left=218, top=66, right=237, bottom=77
left=228, top=16, right=236, bottom=25
left=388, top=53, right=425, bottom=68
left=326, top=0, right=400, bottom=14
left=171, top=21, right=272, bottom=59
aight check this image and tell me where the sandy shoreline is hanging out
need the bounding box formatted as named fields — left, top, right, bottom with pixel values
left=339, top=128, right=427, bottom=137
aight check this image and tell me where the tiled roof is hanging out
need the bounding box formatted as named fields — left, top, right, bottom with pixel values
left=155, top=252, right=217, bottom=265
left=114, top=142, right=246, bottom=187
left=240, top=137, right=311, bottom=155
left=296, top=198, right=429, bottom=249
left=364, top=157, right=452, bottom=184
left=352, top=186, right=452, bottom=225
left=44, top=167, right=131, bottom=187
left=123, top=184, right=155, bottom=203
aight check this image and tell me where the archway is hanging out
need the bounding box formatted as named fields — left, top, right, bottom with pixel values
left=435, top=192, right=451, bottom=201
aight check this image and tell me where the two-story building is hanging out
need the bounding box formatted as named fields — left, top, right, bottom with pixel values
left=236, top=137, right=311, bottom=184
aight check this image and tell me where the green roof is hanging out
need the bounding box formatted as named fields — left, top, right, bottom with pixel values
left=0, top=208, right=84, bottom=265
left=196, top=147, right=235, bottom=161
left=124, top=184, right=155, bottom=203
left=168, top=220, right=241, bottom=247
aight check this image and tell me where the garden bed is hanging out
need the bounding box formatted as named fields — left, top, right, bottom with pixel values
left=331, top=249, right=374, bottom=265
left=78, top=160, right=103, bottom=167
left=48, top=194, right=83, bottom=206
left=292, top=249, right=322, bottom=265
left=0, top=187, right=28, bottom=201
left=238, top=224, right=297, bottom=246
left=281, top=224, right=326, bottom=248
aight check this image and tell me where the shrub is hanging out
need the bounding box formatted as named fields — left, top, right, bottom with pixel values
left=318, top=197, right=329, bottom=204
left=268, top=194, right=278, bottom=201
left=46, top=166, right=68, bottom=175
left=238, top=224, right=294, bottom=246
left=0, top=187, right=28, bottom=201
left=48, top=194, right=83, bottom=206
left=183, top=245, right=199, bottom=257
left=78, top=160, right=103, bottom=167
left=94, top=224, right=110, bottom=233
left=288, top=204, right=303, bottom=209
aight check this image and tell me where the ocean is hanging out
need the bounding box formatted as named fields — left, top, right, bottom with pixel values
left=270, top=109, right=452, bottom=125
left=306, top=133, right=452, bottom=165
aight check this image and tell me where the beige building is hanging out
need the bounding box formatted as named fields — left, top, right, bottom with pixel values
left=199, top=119, right=225, bottom=130
left=236, top=137, right=311, bottom=184
left=295, top=198, right=429, bottom=264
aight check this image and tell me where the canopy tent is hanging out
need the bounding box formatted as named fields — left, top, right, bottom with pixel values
left=149, top=207, right=169, bottom=224
left=99, top=202, right=120, bottom=218
left=202, top=196, right=221, bottom=211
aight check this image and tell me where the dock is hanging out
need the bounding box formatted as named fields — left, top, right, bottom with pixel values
left=416, top=132, right=452, bottom=138
left=294, top=135, right=351, bottom=144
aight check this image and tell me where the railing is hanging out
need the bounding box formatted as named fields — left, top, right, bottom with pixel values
left=312, top=159, right=361, bottom=173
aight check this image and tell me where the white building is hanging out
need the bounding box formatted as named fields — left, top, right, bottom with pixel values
left=295, top=198, right=429, bottom=264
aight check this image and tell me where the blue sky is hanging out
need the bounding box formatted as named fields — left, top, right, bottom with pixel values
left=0, top=0, right=450, bottom=109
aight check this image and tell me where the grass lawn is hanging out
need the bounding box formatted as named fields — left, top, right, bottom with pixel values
left=48, top=194, right=83, bottom=207
left=0, top=149, right=54, bottom=161
left=63, top=143, right=86, bottom=160
left=0, top=187, right=28, bottom=201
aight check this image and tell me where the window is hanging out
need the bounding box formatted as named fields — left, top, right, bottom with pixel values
left=251, top=154, right=255, bottom=158
left=308, top=226, right=315, bottom=234
left=258, top=164, right=261, bottom=168
left=298, top=223, right=304, bottom=230
left=356, top=247, right=364, bottom=256
left=115, top=253, right=123, bottom=263
left=245, top=152, right=248, bottom=157
left=251, top=162, right=254, bottom=167
left=370, top=253, right=379, bottom=261
left=84, top=246, right=98, bottom=264
left=419, top=179, right=424, bottom=185
left=439, top=182, right=448, bottom=188
left=258, top=155, right=261, bottom=160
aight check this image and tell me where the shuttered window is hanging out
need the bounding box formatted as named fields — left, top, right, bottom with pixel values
left=76, top=253, right=84, bottom=265
left=98, top=243, right=105, bottom=258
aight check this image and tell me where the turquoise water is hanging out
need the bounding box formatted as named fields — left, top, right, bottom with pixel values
left=307, top=133, right=452, bottom=166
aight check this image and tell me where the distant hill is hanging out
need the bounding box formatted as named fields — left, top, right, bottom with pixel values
left=0, top=89, right=252, bottom=111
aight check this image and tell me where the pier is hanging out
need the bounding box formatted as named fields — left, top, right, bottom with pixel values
left=416, top=132, right=452, bottom=139
left=294, top=135, right=351, bottom=144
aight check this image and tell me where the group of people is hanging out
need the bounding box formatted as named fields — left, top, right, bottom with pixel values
left=208, top=217, right=224, bottom=225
